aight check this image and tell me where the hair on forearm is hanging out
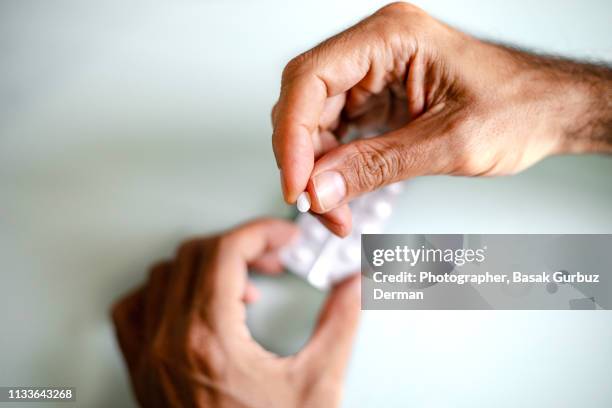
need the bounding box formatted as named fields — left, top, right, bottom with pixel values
left=493, top=42, right=612, bottom=153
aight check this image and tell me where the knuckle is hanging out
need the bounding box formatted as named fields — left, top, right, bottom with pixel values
left=371, top=2, right=429, bottom=42
left=175, top=236, right=218, bottom=263
left=147, top=260, right=170, bottom=282
left=375, top=2, right=423, bottom=18
left=110, top=290, right=143, bottom=330
left=214, top=232, right=241, bottom=261
left=175, top=239, right=198, bottom=261
left=216, top=230, right=238, bottom=251
left=219, top=218, right=270, bottom=249
left=148, top=319, right=227, bottom=380
left=282, top=53, right=309, bottom=83
left=344, top=140, right=403, bottom=191
left=110, top=299, right=126, bottom=328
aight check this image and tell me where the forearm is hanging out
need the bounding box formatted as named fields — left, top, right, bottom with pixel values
left=558, top=60, right=612, bottom=154
left=503, top=46, right=612, bottom=155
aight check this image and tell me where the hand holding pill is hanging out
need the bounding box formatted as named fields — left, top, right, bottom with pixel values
left=272, top=2, right=612, bottom=236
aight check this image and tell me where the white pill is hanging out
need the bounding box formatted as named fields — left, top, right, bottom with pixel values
left=296, top=192, right=311, bottom=213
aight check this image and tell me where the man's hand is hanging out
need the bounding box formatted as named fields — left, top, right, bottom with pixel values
left=272, top=2, right=612, bottom=236
left=111, top=218, right=361, bottom=408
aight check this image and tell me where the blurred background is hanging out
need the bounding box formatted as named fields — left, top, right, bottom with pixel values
left=1, top=0, right=611, bottom=407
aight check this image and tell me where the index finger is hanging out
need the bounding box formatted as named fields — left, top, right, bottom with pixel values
left=272, top=23, right=374, bottom=203
left=203, top=219, right=298, bottom=313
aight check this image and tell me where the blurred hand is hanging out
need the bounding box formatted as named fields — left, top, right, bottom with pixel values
left=272, top=2, right=612, bottom=236
left=112, top=219, right=361, bottom=408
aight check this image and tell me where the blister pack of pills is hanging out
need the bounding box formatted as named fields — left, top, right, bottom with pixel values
left=280, top=182, right=404, bottom=290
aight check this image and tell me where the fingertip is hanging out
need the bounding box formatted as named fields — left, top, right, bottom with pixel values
left=331, top=218, right=352, bottom=238
left=247, top=217, right=300, bottom=240
left=279, top=170, right=291, bottom=203
left=313, top=205, right=352, bottom=237
left=333, top=205, right=353, bottom=237
left=276, top=165, right=294, bottom=204
left=243, top=282, right=261, bottom=304
left=250, top=251, right=285, bottom=275
left=282, top=169, right=311, bottom=205
left=333, top=273, right=361, bottom=300
left=314, top=215, right=345, bottom=237
left=328, top=273, right=361, bottom=320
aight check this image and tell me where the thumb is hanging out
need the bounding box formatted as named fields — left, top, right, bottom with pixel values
left=299, top=274, right=361, bottom=376
left=306, top=119, right=447, bottom=213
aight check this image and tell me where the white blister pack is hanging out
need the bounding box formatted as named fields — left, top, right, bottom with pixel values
left=280, top=182, right=404, bottom=290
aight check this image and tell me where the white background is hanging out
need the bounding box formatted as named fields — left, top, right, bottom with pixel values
left=1, top=0, right=611, bottom=406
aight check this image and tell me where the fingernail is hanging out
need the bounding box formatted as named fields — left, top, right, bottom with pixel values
left=313, top=170, right=346, bottom=211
